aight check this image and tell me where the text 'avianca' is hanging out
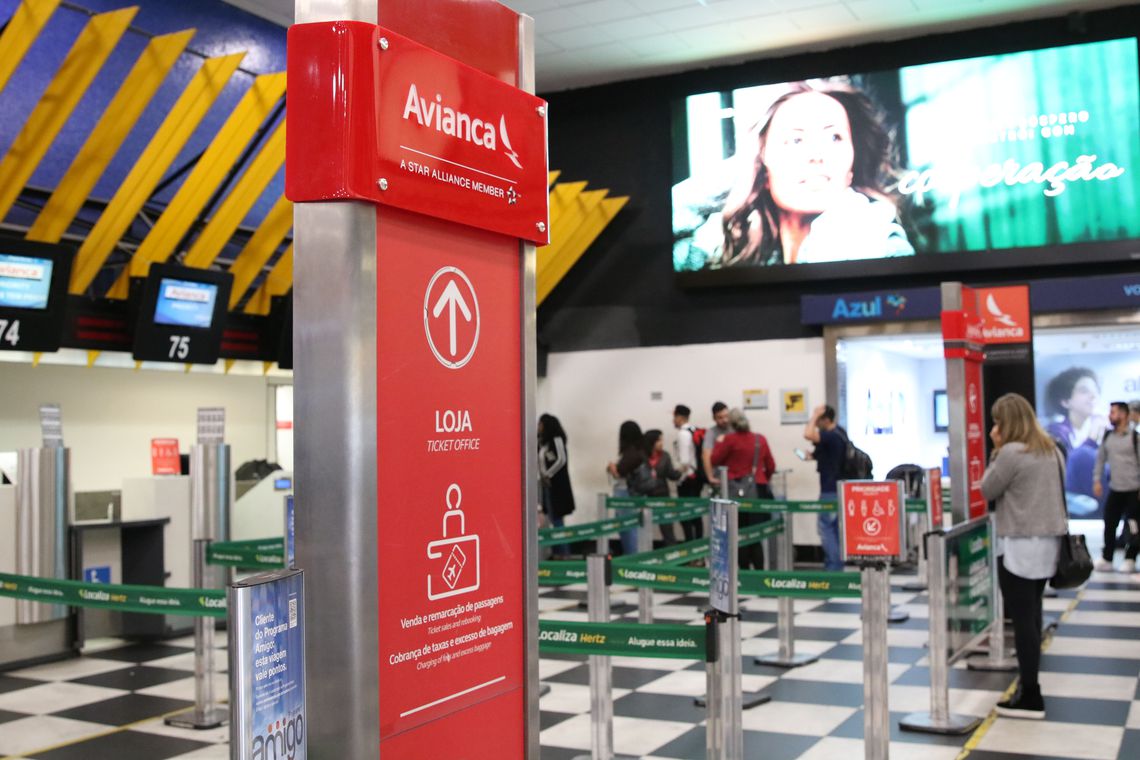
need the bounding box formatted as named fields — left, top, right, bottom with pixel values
left=401, top=84, right=522, bottom=169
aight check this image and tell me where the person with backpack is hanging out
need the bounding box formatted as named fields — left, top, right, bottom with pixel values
left=645, top=429, right=684, bottom=545
left=803, top=404, right=849, bottom=571
left=607, top=420, right=651, bottom=555
left=1092, top=401, right=1140, bottom=572
left=673, top=404, right=706, bottom=540
left=711, top=408, right=776, bottom=569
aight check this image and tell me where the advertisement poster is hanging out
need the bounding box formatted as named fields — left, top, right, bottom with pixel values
left=1035, top=340, right=1140, bottom=518
left=232, top=569, right=306, bottom=760
left=150, top=438, right=180, bottom=475
left=672, top=38, right=1140, bottom=274
left=926, top=467, right=944, bottom=529
left=708, top=499, right=733, bottom=614
left=945, top=520, right=993, bottom=656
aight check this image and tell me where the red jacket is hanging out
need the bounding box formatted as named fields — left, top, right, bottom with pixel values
left=711, top=432, right=776, bottom=483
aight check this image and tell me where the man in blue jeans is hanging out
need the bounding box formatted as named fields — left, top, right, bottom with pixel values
left=803, top=405, right=846, bottom=570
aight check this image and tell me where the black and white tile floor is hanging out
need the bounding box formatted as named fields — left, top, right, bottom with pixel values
left=0, top=571, right=1137, bottom=759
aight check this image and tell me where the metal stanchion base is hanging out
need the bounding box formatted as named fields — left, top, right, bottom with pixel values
left=888, top=607, right=910, bottom=624
left=754, top=652, right=819, bottom=668
left=693, top=692, right=771, bottom=709
left=899, top=712, right=982, bottom=735
left=165, top=708, right=228, bottom=730
left=901, top=580, right=927, bottom=591
left=539, top=682, right=551, bottom=697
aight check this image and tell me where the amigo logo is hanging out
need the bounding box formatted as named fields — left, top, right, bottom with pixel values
left=251, top=711, right=304, bottom=760
left=402, top=84, right=522, bottom=169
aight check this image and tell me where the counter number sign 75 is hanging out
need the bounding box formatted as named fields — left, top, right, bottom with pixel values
left=0, top=319, right=20, bottom=347
left=169, top=335, right=190, bottom=360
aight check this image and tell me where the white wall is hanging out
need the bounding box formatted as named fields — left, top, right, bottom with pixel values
left=537, top=338, right=827, bottom=524
left=842, top=345, right=948, bottom=477
left=0, top=362, right=272, bottom=492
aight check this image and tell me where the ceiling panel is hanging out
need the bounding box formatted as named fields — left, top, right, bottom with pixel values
left=224, top=0, right=1126, bottom=91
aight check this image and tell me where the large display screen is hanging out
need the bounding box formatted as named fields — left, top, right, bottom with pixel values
left=0, top=253, right=54, bottom=309
left=672, top=38, right=1140, bottom=281
left=153, top=278, right=219, bottom=329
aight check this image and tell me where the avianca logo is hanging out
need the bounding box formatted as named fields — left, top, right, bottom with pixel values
left=402, top=83, right=522, bottom=169
left=985, top=292, right=1017, bottom=327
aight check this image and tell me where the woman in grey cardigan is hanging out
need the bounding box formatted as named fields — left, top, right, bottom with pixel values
left=981, top=393, right=1069, bottom=720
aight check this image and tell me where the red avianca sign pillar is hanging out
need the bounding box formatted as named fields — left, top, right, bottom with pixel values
left=286, top=1, right=547, bottom=757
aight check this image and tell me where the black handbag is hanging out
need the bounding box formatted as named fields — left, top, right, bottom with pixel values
left=1050, top=453, right=1093, bottom=590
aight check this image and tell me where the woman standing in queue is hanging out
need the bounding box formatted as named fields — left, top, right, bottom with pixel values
left=644, top=429, right=683, bottom=545
left=980, top=393, right=1068, bottom=720
left=711, top=408, right=776, bottom=570
left=539, top=414, right=575, bottom=557
left=607, top=420, right=649, bottom=556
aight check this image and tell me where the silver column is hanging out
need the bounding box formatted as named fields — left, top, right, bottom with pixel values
left=755, top=516, right=817, bottom=668
left=167, top=441, right=230, bottom=731
left=580, top=554, right=614, bottom=760
left=941, top=282, right=971, bottom=525
left=861, top=565, right=890, bottom=760
left=899, top=531, right=981, bottom=734
left=637, top=507, right=653, bottom=624
left=15, top=447, right=69, bottom=624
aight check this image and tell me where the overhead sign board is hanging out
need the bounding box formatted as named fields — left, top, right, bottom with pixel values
left=286, top=22, right=550, bottom=245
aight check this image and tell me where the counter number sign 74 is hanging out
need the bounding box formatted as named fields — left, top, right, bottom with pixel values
left=0, top=319, right=20, bottom=347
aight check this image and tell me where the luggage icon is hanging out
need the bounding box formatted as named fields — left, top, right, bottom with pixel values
left=427, top=484, right=480, bottom=600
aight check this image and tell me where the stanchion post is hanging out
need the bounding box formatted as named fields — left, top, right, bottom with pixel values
left=596, top=492, right=609, bottom=555
left=755, top=513, right=817, bottom=668
left=704, top=611, right=723, bottom=760
left=577, top=554, right=633, bottom=760
left=637, top=507, right=653, bottom=624
left=967, top=584, right=1017, bottom=671
left=900, top=531, right=981, bottom=734
left=861, top=563, right=891, bottom=760
left=167, top=409, right=229, bottom=730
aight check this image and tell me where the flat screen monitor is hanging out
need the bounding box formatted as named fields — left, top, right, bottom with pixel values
left=132, top=263, right=232, bottom=365
left=933, top=390, right=949, bottom=433
left=672, top=37, right=1140, bottom=286
left=154, top=278, right=219, bottom=329
left=0, top=253, right=54, bottom=310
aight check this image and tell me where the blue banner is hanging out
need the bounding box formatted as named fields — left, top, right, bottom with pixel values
left=1031, top=272, right=1140, bottom=313
left=800, top=287, right=941, bottom=325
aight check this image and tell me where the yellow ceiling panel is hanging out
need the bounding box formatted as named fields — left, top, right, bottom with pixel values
left=69, top=53, right=245, bottom=295
left=182, top=120, right=285, bottom=270
left=27, top=28, right=195, bottom=244
left=244, top=242, right=292, bottom=316
left=0, top=7, right=137, bottom=221
left=0, top=0, right=62, bottom=96
left=226, top=193, right=291, bottom=310
left=538, top=194, right=627, bottom=305
left=106, top=70, right=287, bottom=296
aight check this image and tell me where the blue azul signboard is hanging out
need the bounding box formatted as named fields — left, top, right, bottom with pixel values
left=800, top=287, right=941, bottom=325
left=230, top=569, right=306, bottom=760
left=1031, top=272, right=1140, bottom=313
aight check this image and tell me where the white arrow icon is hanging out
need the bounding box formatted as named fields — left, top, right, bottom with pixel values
left=424, top=266, right=480, bottom=370
left=432, top=279, right=472, bottom=357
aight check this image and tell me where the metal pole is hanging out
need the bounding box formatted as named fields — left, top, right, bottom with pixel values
left=580, top=554, right=614, bottom=760
left=705, top=612, right=723, bottom=760
left=900, top=532, right=980, bottom=734
left=596, top=492, right=609, bottom=555
left=903, top=513, right=928, bottom=591
left=167, top=440, right=228, bottom=730
left=637, top=507, right=653, bottom=624
left=861, top=564, right=890, bottom=760
left=720, top=500, right=745, bottom=760
left=967, top=584, right=1017, bottom=671
left=756, top=515, right=817, bottom=667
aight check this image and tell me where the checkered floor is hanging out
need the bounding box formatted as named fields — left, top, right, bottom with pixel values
left=0, top=571, right=1138, bottom=759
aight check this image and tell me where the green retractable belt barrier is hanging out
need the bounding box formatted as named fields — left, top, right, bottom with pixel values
left=538, top=514, right=642, bottom=547
left=538, top=619, right=707, bottom=659
left=606, top=496, right=925, bottom=514
left=0, top=572, right=227, bottom=617
left=537, top=560, right=588, bottom=585
left=739, top=569, right=863, bottom=599
left=615, top=517, right=784, bottom=567
left=206, top=538, right=286, bottom=570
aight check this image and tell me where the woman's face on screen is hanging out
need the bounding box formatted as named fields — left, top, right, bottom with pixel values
left=763, top=92, right=855, bottom=216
